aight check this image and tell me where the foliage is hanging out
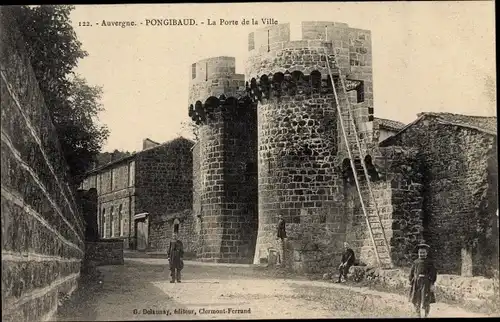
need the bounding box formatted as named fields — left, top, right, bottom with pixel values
left=180, top=121, right=200, bottom=142
left=11, top=5, right=109, bottom=185
left=96, top=150, right=133, bottom=168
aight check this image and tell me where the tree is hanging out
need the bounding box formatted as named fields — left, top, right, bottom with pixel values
left=61, top=76, right=109, bottom=181
left=95, top=150, right=133, bottom=168
left=11, top=5, right=109, bottom=186
left=179, top=120, right=200, bottom=142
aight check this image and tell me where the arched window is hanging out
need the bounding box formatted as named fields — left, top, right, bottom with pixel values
left=102, top=208, right=106, bottom=238
left=310, top=71, right=322, bottom=93
left=173, top=218, right=180, bottom=234
left=118, top=204, right=123, bottom=236
left=110, top=206, right=114, bottom=237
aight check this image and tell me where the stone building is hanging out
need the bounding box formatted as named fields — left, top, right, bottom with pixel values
left=373, top=117, right=405, bottom=143
left=80, top=137, right=195, bottom=253
left=379, top=112, right=498, bottom=276
left=187, top=21, right=498, bottom=277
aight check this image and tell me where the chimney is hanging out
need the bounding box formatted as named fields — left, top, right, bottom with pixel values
left=143, top=138, right=160, bottom=150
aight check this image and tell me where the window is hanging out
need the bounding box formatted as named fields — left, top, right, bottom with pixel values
left=110, top=206, right=115, bottom=237
left=118, top=204, right=123, bottom=236
left=310, top=71, right=321, bottom=92
left=191, top=63, right=196, bottom=79
left=102, top=208, right=106, bottom=238
left=173, top=218, right=180, bottom=234
left=128, top=161, right=135, bottom=186
left=97, top=175, right=101, bottom=194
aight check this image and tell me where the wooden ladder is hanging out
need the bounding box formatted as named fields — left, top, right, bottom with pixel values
left=323, top=28, right=392, bottom=269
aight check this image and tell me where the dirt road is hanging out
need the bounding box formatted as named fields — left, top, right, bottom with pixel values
left=56, top=258, right=492, bottom=320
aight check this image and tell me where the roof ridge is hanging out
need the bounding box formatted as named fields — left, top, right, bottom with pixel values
left=418, top=111, right=496, bottom=119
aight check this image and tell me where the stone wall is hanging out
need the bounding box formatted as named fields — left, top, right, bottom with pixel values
left=1, top=8, right=85, bottom=321
left=341, top=146, right=425, bottom=269
left=254, top=92, right=345, bottom=271
left=378, top=146, right=425, bottom=267
left=135, top=137, right=194, bottom=251
left=358, top=267, right=498, bottom=313
left=84, top=240, right=124, bottom=266
left=76, top=188, right=99, bottom=241
left=344, top=181, right=394, bottom=268
left=148, top=210, right=197, bottom=256
left=381, top=116, right=498, bottom=276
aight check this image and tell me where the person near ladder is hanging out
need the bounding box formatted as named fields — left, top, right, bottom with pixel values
left=408, top=243, right=437, bottom=318
left=167, top=233, right=184, bottom=283
left=276, top=214, right=287, bottom=265
left=338, top=242, right=355, bottom=283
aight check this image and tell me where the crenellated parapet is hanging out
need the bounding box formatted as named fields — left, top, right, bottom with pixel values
left=188, top=56, right=254, bottom=125
left=188, top=68, right=364, bottom=125
left=188, top=94, right=255, bottom=125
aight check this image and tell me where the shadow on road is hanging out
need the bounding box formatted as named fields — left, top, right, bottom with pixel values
left=57, top=261, right=204, bottom=321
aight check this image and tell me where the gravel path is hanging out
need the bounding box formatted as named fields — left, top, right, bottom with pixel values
left=56, top=258, right=494, bottom=320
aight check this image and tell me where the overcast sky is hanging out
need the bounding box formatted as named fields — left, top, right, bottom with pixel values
left=70, top=2, right=496, bottom=152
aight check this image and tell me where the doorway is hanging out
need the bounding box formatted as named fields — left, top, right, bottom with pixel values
left=134, top=217, right=149, bottom=251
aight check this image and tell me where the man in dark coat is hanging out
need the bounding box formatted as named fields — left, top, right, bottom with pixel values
left=338, top=242, right=355, bottom=283
left=276, top=214, right=287, bottom=265
left=408, top=243, right=437, bottom=318
left=167, top=233, right=184, bottom=283
left=277, top=214, right=287, bottom=240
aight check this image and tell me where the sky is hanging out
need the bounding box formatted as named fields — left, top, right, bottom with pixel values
left=70, top=2, right=496, bottom=152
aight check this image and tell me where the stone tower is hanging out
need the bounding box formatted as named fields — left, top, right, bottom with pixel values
left=188, top=57, right=258, bottom=263
left=245, top=22, right=375, bottom=271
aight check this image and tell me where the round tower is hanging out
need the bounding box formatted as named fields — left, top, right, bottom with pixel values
left=246, top=22, right=374, bottom=272
left=188, top=57, right=258, bottom=263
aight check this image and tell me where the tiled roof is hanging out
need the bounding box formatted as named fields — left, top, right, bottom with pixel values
left=373, top=117, right=406, bottom=131
left=417, top=112, right=497, bottom=135
left=379, top=112, right=497, bottom=146
left=85, top=136, right=194, bottom=175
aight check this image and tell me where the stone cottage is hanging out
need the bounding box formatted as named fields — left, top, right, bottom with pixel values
left=79, top=137, right=195, bottom=253
left=378, top=112, right=498, bottom=277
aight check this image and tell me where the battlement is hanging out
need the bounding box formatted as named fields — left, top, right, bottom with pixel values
left=188, top=56, right=247, bottom=109
left=248, top=21, right=370, bottom=53
left=188, top=94, right=255, bottom=125
left=246, top=21, right=372, bottom=79
left=190, top=56, right=238, bottom=83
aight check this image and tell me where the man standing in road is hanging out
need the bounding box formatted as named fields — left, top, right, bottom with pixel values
left=167, top=233, right=184, bottom=283
left=337, top=242, right=355, bottom=283
left=408, top=243, right=437, bottom=318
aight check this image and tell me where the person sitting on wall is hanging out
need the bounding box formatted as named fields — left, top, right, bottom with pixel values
left=167, top=233, right=184, bottom=283
left=408, top=243, right=437, bottom=318
left=337, top=242, right=355, bottom=283
left=276, top=214, right=287, bottom=265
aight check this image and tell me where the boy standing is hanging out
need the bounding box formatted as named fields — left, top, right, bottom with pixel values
left=408, top=243, right=437, bottom=318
